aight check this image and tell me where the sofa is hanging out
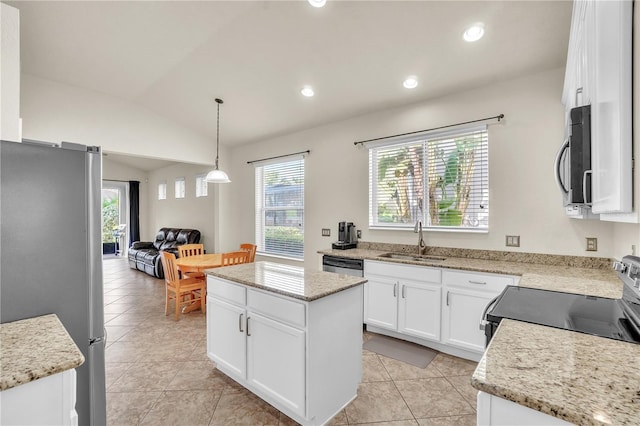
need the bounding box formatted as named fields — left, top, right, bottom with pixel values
left=128, top=228, right=201, bottom=278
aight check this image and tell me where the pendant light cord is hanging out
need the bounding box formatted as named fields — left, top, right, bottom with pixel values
left=215, top=98, right=222, bottom=169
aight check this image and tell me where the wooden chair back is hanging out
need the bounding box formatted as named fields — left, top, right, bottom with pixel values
left=222, top=250, right=249, bottom=266
left=239, top=243, right=257, bottom=262
left=160, top=251, right=180, bottom=287
left=178, top=243, right=204, bottom=258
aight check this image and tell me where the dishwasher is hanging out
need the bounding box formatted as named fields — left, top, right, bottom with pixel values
left=322, top=255, right=364, bottom=277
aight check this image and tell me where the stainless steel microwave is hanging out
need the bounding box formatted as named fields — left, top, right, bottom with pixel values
left=555, top=105, right=592, bottom=206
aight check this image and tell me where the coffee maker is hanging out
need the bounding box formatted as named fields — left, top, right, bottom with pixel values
left=332, top=221, right=358, bottom=250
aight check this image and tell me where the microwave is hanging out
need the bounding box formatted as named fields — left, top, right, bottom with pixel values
left=555, top=105, right=591, bottom=206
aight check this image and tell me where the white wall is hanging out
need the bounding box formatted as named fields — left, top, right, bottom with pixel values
left=20, top=74, right=215, bottom=165
left=102, top=157, right=150, bottom=243
left=223, top=68, right=616, bottom=269
left=147, top=163, right=219, bottom=253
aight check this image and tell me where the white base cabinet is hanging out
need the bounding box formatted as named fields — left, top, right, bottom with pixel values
left=477, top=391, right=572, bottom=426
left=364, top=260, right=517, bottom=361
left=207, top=276, right=363, bottom=426
left=0, top=369, right=78, bottom=426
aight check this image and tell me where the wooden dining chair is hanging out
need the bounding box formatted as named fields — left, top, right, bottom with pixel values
left=221, top=250, right=250, bottom=266
left=160, top=251, right=206, bottom=320
left=177, top=243, right=205, bottom=279
left=239, top=243, right=257, bottom=263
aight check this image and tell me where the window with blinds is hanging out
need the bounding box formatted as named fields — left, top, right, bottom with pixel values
left=174, top=177, right=185, bottom=199
left=195, top=174, right=208, bottom=197
left=255, top=157, right=305, bottom=259
left=369, top=125, right=489, bottom=231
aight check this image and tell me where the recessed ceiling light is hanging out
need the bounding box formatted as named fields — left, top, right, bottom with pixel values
left=308, top=0, right=326, bottom=8
left=301, top=86, right=315, bottom=97
left=403, top=76, right=418, bottom=89
left=463, top=23, right=485, bottom=42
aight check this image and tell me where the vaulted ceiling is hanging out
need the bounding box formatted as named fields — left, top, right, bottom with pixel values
left=8, top=1, right=572, bottom=148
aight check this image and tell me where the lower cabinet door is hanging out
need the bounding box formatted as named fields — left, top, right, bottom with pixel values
left=398, top=280, right=441, bottom=341
left=206, top=296, right=247, bottom=381
left=442, top=288, right=495, bottom=353
left=247, top=312, right=306, bottom=417
left=364, top=275, right=398, bottom=330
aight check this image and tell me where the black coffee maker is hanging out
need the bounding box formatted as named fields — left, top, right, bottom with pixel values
left=332, top=221, right=357, bottom=250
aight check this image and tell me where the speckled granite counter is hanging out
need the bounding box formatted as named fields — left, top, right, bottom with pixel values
left=318, top=245, right=621, bottom=298
left=472, top=319, right=640, bottom=425
left=1, top=314, right=84, bottom=391
left=206, top=261, right=367, bottom=301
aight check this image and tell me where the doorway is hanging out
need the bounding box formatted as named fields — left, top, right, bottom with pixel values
left=102, top=181, right=129, bottom=257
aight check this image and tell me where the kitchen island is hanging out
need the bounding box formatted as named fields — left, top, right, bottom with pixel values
left=205, top=261, right=367, bottom=426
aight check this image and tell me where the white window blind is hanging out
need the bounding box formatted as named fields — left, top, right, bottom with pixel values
left=195, top=174, right=208, bottom=197
left=255, top=157, right=305, bottom=259
left=175, top=177, right=185, bottom=199
left=158, top=181, right=167, bottom=200
left=369, top=126, right=489, bottom=230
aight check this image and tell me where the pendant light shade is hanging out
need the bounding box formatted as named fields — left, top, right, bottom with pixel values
left=206, top=98, right=231, bottom=184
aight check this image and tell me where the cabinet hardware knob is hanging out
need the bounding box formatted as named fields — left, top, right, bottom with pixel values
left=239, top=313, right=244, bottom=333
left=393, top=283, right=397, bottom=297
left=247, top=316, right=251, bottom=336
left=402, top=285, right=406, bottom=298
left=468, top=280, right=487, bottom=285
left=446, top=291, right=450, bottom=306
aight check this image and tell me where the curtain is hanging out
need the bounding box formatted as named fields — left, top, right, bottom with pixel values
left=129, top=181, right=140, bottom=246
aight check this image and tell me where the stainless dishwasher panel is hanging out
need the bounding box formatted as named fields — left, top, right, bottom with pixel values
left=322, top=255, right=364, bottom=277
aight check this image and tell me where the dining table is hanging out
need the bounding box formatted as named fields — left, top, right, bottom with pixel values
left=174, top=253, right=223, bottom=313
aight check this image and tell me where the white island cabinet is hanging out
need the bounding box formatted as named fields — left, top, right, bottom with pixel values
left=0, top=314, right=84, bottom=426
left=206, top=261, right=366, bottom=426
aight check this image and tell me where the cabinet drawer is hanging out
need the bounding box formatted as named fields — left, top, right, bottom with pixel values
left=248, top=289, right=306, bottom=329
left=365, top=260, right=441, bottom=283
left=208, top=277, right=246, bottom=306
left=442, top=269, right=513, bottom=293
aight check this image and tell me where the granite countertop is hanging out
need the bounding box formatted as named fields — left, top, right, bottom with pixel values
left=318, top=245, right=622, bottom=298
left=0, top=314, right=85, bottom=391
left=206, top=261, right=367, bottom=301
left=472, top=319, right=640, bottom=425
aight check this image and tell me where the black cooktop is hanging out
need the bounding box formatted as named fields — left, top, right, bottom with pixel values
left=486, top=286, right=640, bottom=344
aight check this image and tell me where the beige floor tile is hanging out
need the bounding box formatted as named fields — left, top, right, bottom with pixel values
left=106, top=391, right=162, bottom=426
left=362, top=354, right=392, bottom=382
left=357, top=421, right=419, bottom=426
left=326, top=409, right=348, bottom=425
left=431, top=354, right=477, bottom=377
left=345, top=381, right=413, bottom=424
left=166, top=361, right=231, bottom=391
left=105, top=362, right=133, bottom=390
left=395, top=378, right=475, bottom=419
left=105, top=341, right=146, bottom=363
left=105, top=325, right=134, bottom=342
left=103, top=303, right=135, bottom=314
left=210, top=388, right=280, bottom=426
left=416, top=415, right=476, bottom=426
left=445, top=376, right=478, bottom=410
left=140, top=390, right=221, bottom=425
left=108, top=361, right=179, bottom=392
left=378, top=354, right=443, bottom=381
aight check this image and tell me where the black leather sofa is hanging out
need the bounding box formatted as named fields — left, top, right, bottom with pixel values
left=128, top=228, right=201, bottom=278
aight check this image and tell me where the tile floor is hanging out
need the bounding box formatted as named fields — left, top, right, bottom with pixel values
left=103, top=257, right=478, bottom=425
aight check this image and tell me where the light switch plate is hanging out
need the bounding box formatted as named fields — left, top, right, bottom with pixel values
left=506, top=235, right=520, bottom=247
left=586, top=237, right=598, bottom=251
left=321, top=228, right=331, bottom=237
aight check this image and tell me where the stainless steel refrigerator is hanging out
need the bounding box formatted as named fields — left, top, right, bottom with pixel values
left=1, top=139, right=106, bottom=425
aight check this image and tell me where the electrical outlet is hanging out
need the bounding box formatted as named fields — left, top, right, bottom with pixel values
left=586, top=237, right=598, bottom=251
left=505, top=235, right=520, bottom=247
left=357, top=230, right=362, bottom=239
left=321, top=228, right=331, bottom=237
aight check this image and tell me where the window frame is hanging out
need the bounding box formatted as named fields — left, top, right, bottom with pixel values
left=195, top=173, right=208, bottom=198
left=174, top=177, right=186, bottom=199
left=158, top=181, right=167, bottom=200
left=254, top=155, right=305, bottom=260
left=368, top=124, right=489, bottom=232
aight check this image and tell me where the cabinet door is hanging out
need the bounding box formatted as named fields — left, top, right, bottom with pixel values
left=398, top=280, right=441, bottom=341
left=247, top=312, right=306, bottom=417
left=442, top=288, right=495, bottom=353
left=206, top=296, right=246, bottom=381
left=363, top=274, right=398, bottom=330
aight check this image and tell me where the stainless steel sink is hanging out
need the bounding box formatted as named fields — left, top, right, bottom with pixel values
left=378, top=252, right=446, bottom=263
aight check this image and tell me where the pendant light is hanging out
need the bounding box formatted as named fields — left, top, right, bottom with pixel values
left=205, top=98, right=231, bottom=183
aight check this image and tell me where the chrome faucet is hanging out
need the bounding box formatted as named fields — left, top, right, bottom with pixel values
left=414, top=221, right=427, bottom=256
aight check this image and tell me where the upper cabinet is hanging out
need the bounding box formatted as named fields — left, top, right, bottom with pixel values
left=562, top=0, right=634, bottom=222
left=0, top=3, right=21, bottom=142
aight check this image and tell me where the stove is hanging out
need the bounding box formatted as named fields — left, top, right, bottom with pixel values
left=483, top=255, right=640, bottom=346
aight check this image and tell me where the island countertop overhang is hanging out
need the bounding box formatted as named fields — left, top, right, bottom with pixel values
left=205, top=261, right=367, bottom=302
